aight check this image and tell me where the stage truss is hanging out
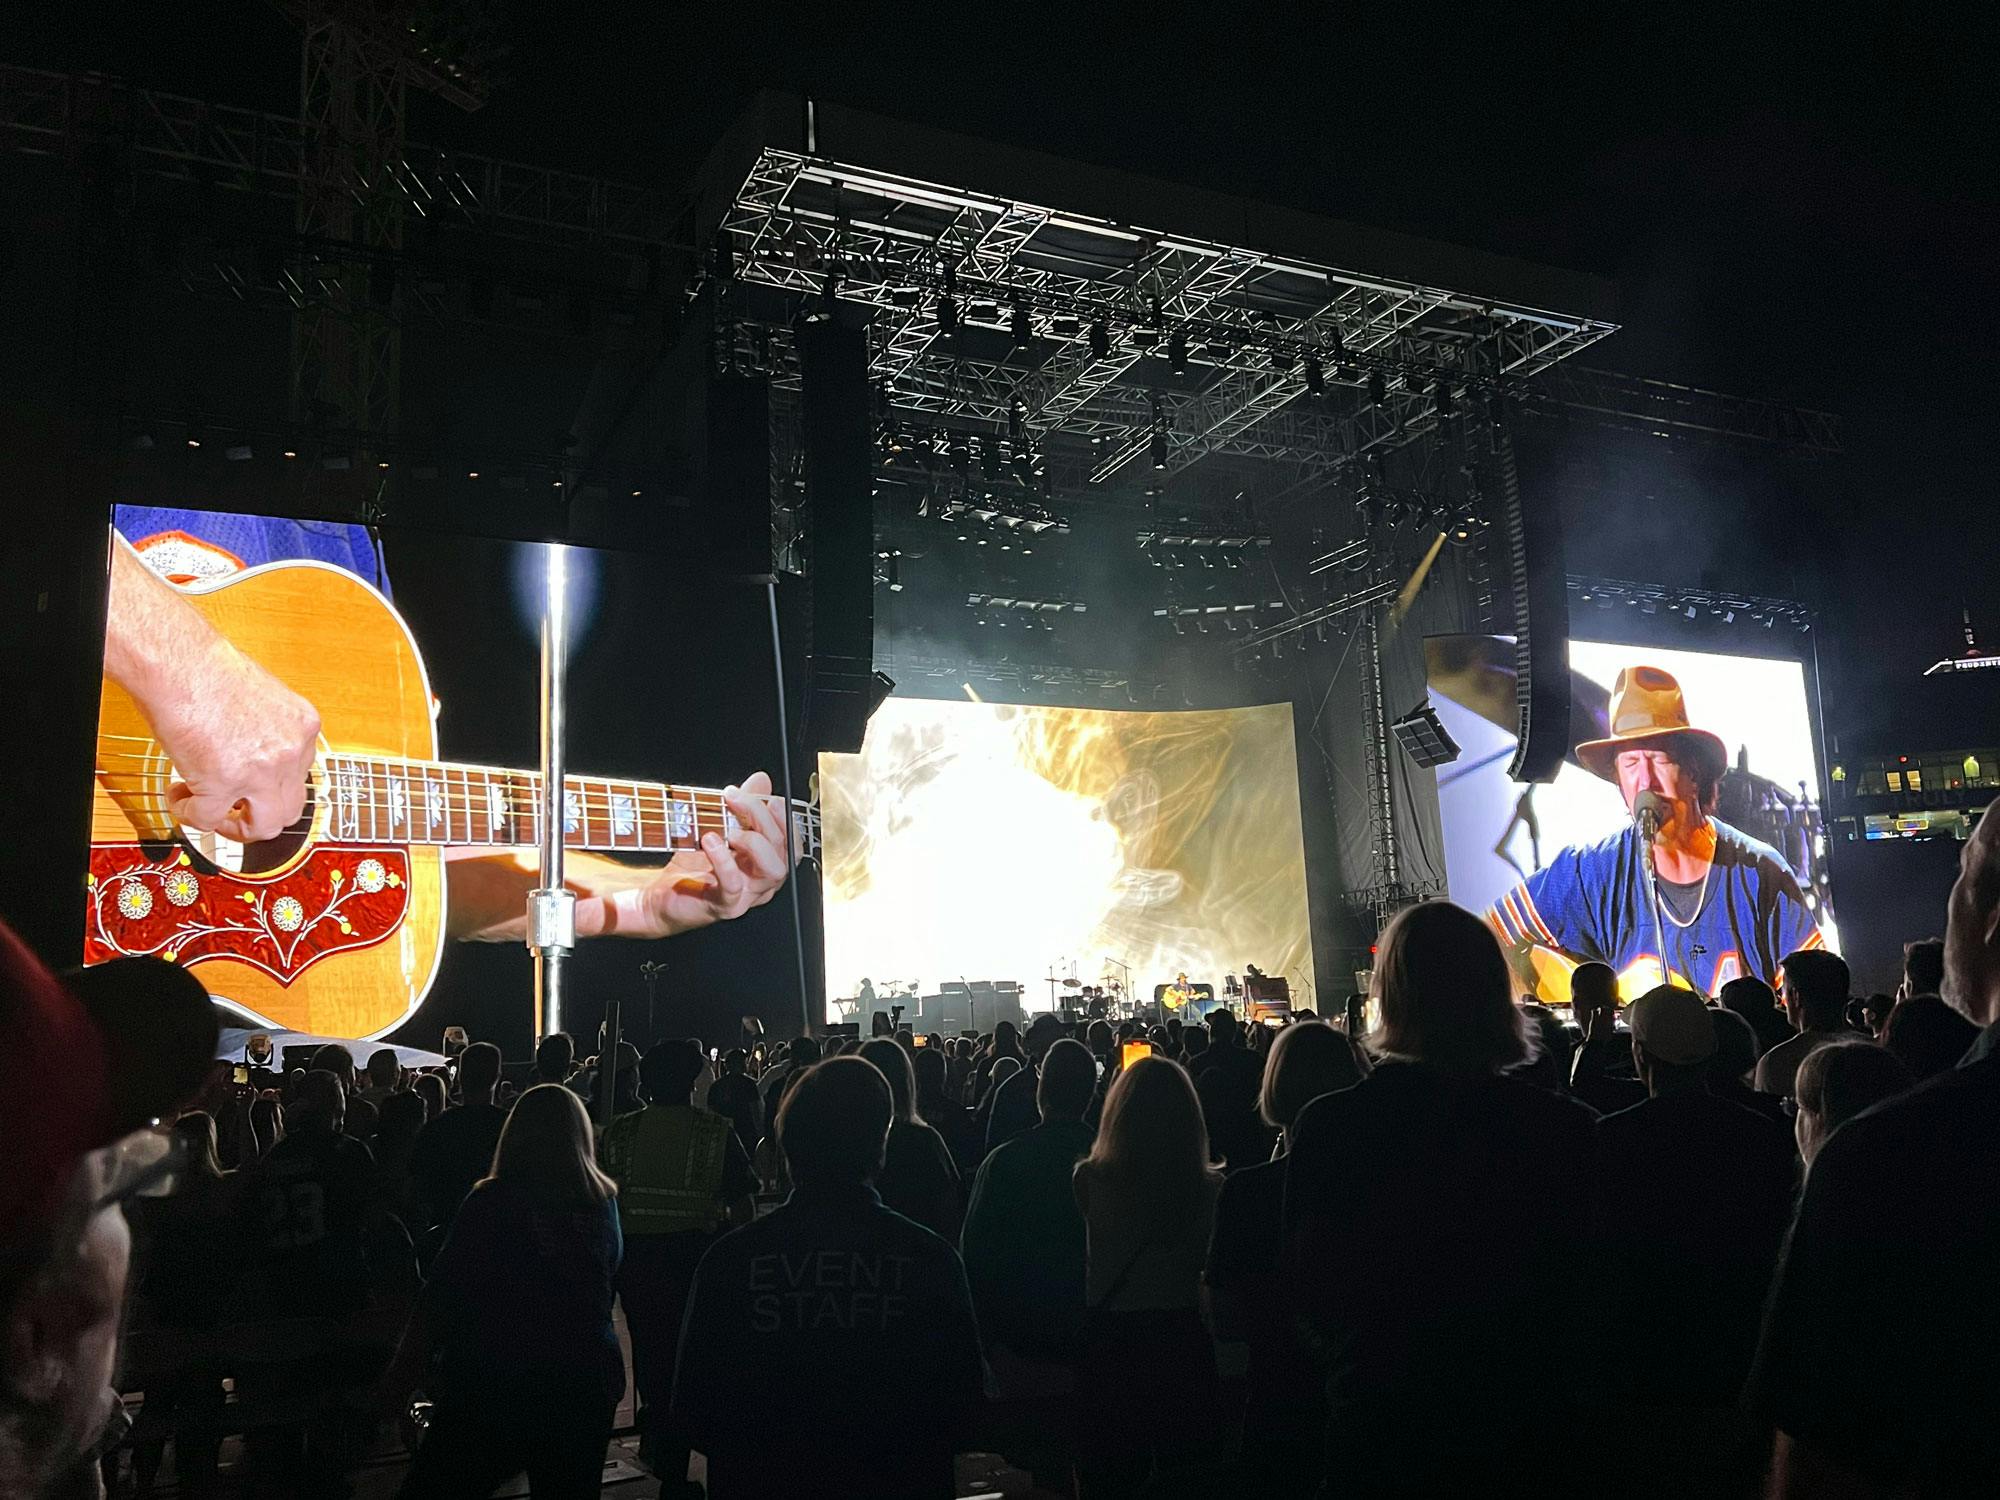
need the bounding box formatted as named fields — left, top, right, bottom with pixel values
left=712, top=151, right=1617, bottom=495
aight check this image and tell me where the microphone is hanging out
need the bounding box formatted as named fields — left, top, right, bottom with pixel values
left=1633, top=788, right=1665, bottom=834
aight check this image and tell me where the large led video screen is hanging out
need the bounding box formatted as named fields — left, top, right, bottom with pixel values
left=85, top=505, right=800, bottom=1048
left=1429, top=636, right=1835, bottom=1003
left=819, top=698, right=1315, bottom=1023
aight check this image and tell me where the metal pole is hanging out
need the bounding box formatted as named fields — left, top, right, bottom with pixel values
left=529, top=543, right=575, bottom=1040
left=765, top=580, right=814, bottom=1041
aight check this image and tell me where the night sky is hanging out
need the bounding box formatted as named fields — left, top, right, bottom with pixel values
left=30, top=3, right=2000, bottom=740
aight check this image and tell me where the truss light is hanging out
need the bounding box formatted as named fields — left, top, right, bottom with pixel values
left=937, top=294, right=958, bottom=333
left=1010, top=297, right=1031, bottom=347
left=1089, top=320, right=1111, bottom=359
left=1433, top=380, right=1454, bottom=416
left=1168, top=328, right=1188, bottom=375
left=1304, top=352, right=1325, bottom=397
left=1369, top=371, right=1388, bottom=405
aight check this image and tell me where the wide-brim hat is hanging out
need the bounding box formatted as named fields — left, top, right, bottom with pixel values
left=1573, top=665, right=1728, bottom=784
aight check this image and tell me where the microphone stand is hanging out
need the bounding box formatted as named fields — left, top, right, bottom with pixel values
left=1637, top=805, right=1671, bottom=988
left=529, top=544, right=576, bottom=1042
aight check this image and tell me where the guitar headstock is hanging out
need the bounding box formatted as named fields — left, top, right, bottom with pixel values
left=787, top=798, right=822, bottom=865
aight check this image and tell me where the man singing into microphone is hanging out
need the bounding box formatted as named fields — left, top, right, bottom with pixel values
left=1487, top=665, right=1824, bottom=1001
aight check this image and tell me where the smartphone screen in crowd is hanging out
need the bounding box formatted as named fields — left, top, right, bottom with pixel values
left=1120, top=1039, right=1152, bottom=1071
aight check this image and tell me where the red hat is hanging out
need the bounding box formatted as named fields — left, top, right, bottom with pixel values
left=0, top=922, right=218, bottom=1240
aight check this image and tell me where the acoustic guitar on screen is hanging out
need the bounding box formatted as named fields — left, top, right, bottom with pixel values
left=89, top=559, right=819, bottom=1039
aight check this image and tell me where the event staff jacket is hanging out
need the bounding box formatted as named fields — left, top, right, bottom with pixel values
left=600, top=1104, right=735, bottom=1237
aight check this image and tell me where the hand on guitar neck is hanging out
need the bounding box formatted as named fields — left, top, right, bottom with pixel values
left=441, top=773, right=793, bottom=942
left=104, top=539, right=794, bottom=947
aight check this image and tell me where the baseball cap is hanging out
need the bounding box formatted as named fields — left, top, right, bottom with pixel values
left=0, top=922, right=218, bottom=1240
left=1626, top=984, right=1717, bottom=1067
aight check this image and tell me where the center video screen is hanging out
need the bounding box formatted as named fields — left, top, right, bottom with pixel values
left=1428, top=635, right=1835, bottom=1005
left=818, top=697, right=1315, bottom=1025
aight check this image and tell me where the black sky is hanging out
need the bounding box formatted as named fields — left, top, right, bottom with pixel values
left=29, top=2, right=2000, bottom=740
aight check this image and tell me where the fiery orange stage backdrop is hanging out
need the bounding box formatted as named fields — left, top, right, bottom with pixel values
left=819, top=698, right=1315, bottom=1022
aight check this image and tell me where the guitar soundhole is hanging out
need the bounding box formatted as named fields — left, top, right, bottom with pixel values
left=179, top=786, right=317, bottom=879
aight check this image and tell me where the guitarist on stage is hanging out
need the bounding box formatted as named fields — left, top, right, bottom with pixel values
left=102, top=506, right=793, bottom=947
left=1486, top=665, right=1823, bottom=1002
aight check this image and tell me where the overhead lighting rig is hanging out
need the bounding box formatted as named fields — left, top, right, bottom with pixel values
left=1569, top=575, right=1812, bottom=633
left=967, top=593, right=1090, bottom=630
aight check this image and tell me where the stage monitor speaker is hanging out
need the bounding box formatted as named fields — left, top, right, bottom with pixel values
left=796, top=318, right=879, bottom=754
left=1496, top=423, right=1571, bottom=784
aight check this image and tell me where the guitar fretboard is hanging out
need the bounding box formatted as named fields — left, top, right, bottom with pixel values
left=317, top=754, right=816, bottom=858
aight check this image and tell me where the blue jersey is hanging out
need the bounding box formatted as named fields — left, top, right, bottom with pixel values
left=1489, top=818, right=1823, bottom=998
left=113, top=505, right=386, bottom=594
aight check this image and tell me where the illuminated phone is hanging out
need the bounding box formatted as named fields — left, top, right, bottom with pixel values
left=709, top=1047, right=719, bottom=1062
left=1120, top=1040, right=1152, bottom=1070
left=233, top=1064, right=251, bottom=1085
left=913, top=1034, right=928, bottom=1047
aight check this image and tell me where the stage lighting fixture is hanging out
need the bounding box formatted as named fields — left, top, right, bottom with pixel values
left=1051, top=313, right=1082, bottom=338
left=937, top=294, right=959, bottom=333
left=1149, top=399, right=1169, bottom=470
left=1146, top=293, right=1163, bottom=329
left=889, top=285, right=921, bottom=308
left=1270, top=347, right=1294, bottom=372
left=1304, top=352, right=1325, bottom=396
left=1434, top=381, right=1454, bottom=416
left=1683, top=604, right=1697, bottom=619
left=1167, top=328, right=1188, bottom=374
left=1723, top=609, right=1736, bottom=624
left=284, top=450, right=298, bottom=460
left=1010, top=297, right=1031, bottom=346
left=1368, top=371, right=1388, bottom=405
left=1088, top=320, right=1111, bottom=359
left=1390, top=702, right=1461, bottom=769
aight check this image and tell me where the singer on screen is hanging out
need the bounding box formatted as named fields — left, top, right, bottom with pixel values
left=1486, top=665, right=1823, bottom=1002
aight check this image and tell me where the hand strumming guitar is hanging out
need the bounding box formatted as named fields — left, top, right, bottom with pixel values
left=103, top=540, right=321, bottom=844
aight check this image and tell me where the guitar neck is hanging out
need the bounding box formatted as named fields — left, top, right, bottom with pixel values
left=318, top=753, right=815, bottom=858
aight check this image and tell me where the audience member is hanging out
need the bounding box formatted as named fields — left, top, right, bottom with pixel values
left=1507, top=1000, right=1574, bottom=1095
left=673, top=1057, right=982, bottom=1500
left=411, top=1071, right=448, bottom=1123
left=859, top=1038, right=961, bottom=1239
left=598, top=1040, right=754, bottom=1492
left=1719, top=973, right=1796, bottom=1058
left=1568, top=960, right=1646, bottom=1113
left=1881, top=992, right=1980, bottom=1080
left=534, top=1031, right=577, bottom=1089
left=360, top=1047, right=401, bottom=1108
left=1072, top=1055, right=1222, bottom=1498
left=389, top=1084, right=624, bottom=1499
left=983, top=1014, right=1066, bottom=1155
left=1792, top=1039, right=1913, bottom=1167
left=591, top=1039, right=644, bottom=1120
left=372, top=1088, right=428, bottom=1213
left=1206, top=1021, right=1365, bottom=1498
left=1284, top=900, right=1596, bottom=1495
left=1755, top=948, right=1854, bottom=1096
left=1707, top=1004, right=1789, bottom=1125
left=246, top=1093, right=285, bottom=1162
left=1192, top=1008, right=1275, bottom=1170
left=307, top=1042, right=358, bottom=1097
left=1901, top=933, right=1946, bottom=1000
left=240, top=1071, right=377, bottom=1312
left=1854, top=990, right=1896, bottom=1039
left=705, top=1047, right=763, bottom=1158
left=1590, top=986, right=1795, bottom=1435
left=1751, top=798, right=2000, bottom=1496
left=961, top=1038, right=1099, bottom=1372
left=912, top=1046, right=979, bottom=1169
left=407, top=1041, right=507, bottom=1232
left=974, top=1020, right=1025, bottom=1104
left=757, top=1034, right=822, bottom=1116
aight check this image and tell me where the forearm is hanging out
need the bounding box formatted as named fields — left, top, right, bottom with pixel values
left=104, top=536, right=228, bottom=710
left=441, top=848, right=675, bottom=941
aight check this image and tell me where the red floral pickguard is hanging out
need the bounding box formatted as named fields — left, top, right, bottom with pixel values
left=84, top=846, right=411, bottom=986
